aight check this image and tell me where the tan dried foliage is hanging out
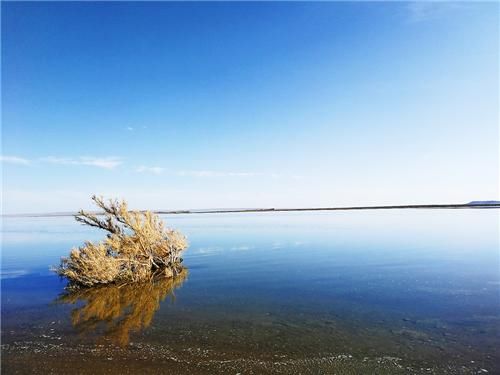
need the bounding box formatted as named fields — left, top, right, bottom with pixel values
left=57, top=268, right=188, bottom=346
left=54, top=195, right=188, bottom=288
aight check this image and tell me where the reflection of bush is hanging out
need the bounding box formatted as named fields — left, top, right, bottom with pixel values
left=57, top=268, right=188, bottom=347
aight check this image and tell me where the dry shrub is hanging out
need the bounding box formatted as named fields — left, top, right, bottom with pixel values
left=54, top=195, right=188, bottom=288
left=57, top=268, right=188, bottom=346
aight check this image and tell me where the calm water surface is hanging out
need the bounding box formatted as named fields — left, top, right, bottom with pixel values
left=1, top=210, right=499, bottom=374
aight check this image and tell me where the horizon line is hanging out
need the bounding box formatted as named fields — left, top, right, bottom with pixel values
left=2, top=202, right=499, bottom=218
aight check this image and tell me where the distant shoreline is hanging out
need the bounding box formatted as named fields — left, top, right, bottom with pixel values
left=2, top=203, right=499, bottom=218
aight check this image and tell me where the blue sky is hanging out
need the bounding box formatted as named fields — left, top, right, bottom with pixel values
left=1, top=2, right=498, bottom=213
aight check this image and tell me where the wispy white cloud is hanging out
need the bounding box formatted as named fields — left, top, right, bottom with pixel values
left=2, top=155, right=295, bottom=179
left=177, top=170, right=258, bottom=177
left=406, top=2, right=469, bottom=23
left=136, top=166, right=165, bottom=175
left=2, top=155, right=122, bottom=169
left=39, top=156, right=122, bottom=169
left=176, top=170, right=303, bottom=179
left=0, top=155, right=31, bottom=165
left=81, top=157, right=122, bottom=169
left=127, top=125, right=149, bottom=131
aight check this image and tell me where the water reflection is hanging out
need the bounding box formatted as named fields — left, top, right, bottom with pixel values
left=56, top=269, right=188, bottom=346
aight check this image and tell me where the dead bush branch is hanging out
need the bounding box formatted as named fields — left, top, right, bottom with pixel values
left=54, top=195, right=188, bottom=289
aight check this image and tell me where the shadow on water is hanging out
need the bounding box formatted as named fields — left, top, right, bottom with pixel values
left=55, top=268, right=188, bottom=347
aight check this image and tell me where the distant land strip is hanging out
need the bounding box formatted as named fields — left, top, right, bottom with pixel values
left=3, top=203, right=499, bottom=218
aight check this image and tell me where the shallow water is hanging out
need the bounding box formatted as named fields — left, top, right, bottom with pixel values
left=1, top=210, right=499, bottom=374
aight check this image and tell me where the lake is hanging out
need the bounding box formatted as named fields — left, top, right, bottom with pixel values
left=1, top=210, right=499, bottom=374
